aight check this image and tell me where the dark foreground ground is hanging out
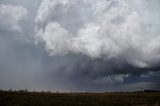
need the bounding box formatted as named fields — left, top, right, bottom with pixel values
left=0, top=91, right=160, bottom=106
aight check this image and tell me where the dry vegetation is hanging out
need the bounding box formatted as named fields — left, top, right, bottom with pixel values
left=0, top=91, right=160, bottom=106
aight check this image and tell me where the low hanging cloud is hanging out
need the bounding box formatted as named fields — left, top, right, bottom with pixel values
left=35, top=0, right=160, bottom=68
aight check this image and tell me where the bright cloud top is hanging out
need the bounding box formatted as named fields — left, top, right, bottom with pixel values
left=35, top=0, right=160, bottom=67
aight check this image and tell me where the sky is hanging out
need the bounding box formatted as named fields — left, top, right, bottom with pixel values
left=0, top=0, right=160, bottom=92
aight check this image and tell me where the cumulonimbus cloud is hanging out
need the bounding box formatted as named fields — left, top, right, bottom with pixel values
left=35, top=0, right=160, bottom=68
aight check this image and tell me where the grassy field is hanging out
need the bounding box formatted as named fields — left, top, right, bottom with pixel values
left=0, top=91, right=160, bottom=106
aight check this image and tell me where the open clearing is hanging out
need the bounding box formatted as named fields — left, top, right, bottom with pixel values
left=0, top=91, right=160, bottom=106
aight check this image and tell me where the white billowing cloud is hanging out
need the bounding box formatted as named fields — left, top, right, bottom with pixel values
left=0, top=4, right=27, bottom=32
left=94, top=74, right=130, bottom=84
left=35, top=0, right=160, bottom=68
left=36, top=22, right=70, bottom=55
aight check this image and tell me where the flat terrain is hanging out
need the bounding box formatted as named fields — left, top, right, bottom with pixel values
left=0, top=91, right=160, bottom=106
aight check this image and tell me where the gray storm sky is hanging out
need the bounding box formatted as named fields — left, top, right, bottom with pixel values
left=0, top=0, right=160, bottom=92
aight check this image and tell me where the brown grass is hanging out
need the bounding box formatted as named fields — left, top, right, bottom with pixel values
left=0, top=91, right=160, bottom=106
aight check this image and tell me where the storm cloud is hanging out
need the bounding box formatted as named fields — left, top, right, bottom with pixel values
left=35, top=0, right=160, bottom=67
left=0, top=0, right=160, bottom=92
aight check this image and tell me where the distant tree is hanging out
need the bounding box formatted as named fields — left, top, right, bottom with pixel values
left=46, top=91, right=51, bottom=93
left=9, top=89, right=12, bottom=92
left=18, top=89, right=28, bottom=93
left=24, top=89, right=28, bottom=92
left=18, top=90, right=25, bottom=93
